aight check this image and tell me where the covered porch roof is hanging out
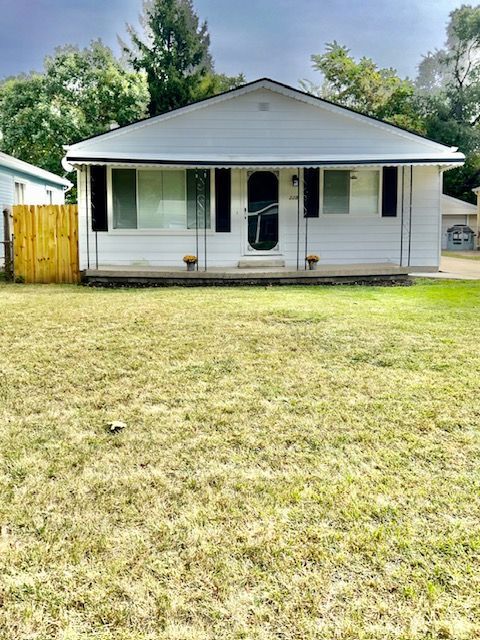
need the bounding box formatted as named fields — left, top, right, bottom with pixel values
left=65, top=153, right=464, bottom=172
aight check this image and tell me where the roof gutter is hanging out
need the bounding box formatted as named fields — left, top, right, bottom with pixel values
left=65, top=157, right=465, bottom=168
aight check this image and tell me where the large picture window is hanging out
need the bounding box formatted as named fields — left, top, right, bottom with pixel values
left=323, top=169, right=380, bottom=216
left=112, top=168, right=211, bottom=230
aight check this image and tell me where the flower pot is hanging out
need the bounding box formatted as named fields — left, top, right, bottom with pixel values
left=186, top=262, right=196, bottom=271
left=308, top=261, right=318, bottom=270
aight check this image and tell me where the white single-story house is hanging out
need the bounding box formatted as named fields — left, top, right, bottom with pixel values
left=64, top=78, right=465, bottom=278
left=0, top=151, right=72, bottom=252
left=441, top=194, right=477, bottom=249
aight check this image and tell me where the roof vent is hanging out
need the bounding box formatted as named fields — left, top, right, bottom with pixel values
left=258, top=102, right=270, bottom=111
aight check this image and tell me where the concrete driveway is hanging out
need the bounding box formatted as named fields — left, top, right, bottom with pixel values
left=412, top=255, right=480, bottom=280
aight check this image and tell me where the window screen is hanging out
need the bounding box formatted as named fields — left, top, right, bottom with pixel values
left=351, top=171, right=379, bottom=215
left=112, top=169, right=137, bottom=229
left=323, top=171, right=350, bottom=214
left=138, top=170, right=186, bottom=229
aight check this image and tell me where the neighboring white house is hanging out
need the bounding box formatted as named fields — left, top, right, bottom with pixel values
left=441, top=194, right=477, bottom=249
left=0, top=151, right=72, bottom=251
left=64, top=78, right=465, bottom=274
left=0, top=151, right=71, bottom=208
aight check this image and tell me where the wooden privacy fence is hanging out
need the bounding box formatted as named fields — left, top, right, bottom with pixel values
left=13, top=205, right=79, bottom=284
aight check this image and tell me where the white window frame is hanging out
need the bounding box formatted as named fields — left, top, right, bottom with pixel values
left=106, top=166, right=216, bottom=235
left=45, top=187, right=55, bottom=204
left=319, top=168, right=383, bottom=218
left=14, top=179, right=27, bottom=205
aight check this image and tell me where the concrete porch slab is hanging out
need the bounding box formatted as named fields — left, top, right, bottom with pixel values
left=83, top=263, right=410, bottom=286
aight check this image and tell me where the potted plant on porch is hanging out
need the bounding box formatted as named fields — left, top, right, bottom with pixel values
left=306, top=254, right=320, bottom=270
left=183, top=255, right=198, bottom=271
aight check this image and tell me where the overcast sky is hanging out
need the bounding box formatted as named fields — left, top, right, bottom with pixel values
left=0, top=0, right=467, bottom=85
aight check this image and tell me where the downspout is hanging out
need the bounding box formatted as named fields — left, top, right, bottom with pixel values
left=203, top=170, right=207, bottom=272
left=400, top=167, right=405, bottom=266
left=195, top=169, right=199, bottom=271
left=95, top=229, right=99, bottom=270
left=303, top=169, right=308, bottom=270
left=296, top=167, right=300, bottom=270
left=408, top=165, right=413, bottom=267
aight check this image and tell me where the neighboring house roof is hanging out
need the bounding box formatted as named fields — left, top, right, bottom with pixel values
left=441, top=194, right=477, bottom=216
left=64, top=78, right=465, bottom=169
left=0, top=151, right=72, bottom=188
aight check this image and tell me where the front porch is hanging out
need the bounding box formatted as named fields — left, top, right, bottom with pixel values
left=77, top=163, right=445, bottom=279
left=82, top=262, right=410, bottom=286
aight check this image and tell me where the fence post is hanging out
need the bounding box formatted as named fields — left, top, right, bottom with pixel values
left=3, top=207, right=13, bottom=282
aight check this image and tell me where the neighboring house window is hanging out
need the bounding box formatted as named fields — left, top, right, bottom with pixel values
left=46, top=188, right=54, bottom=204
left=14, top=181, right=26, bottom=205
left=111, top=168, right=211, bottom=230
left=322, top=169, right=380, bottom=216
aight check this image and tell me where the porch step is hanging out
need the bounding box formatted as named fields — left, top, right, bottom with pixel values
left=238, top=257, right=285, bottom=269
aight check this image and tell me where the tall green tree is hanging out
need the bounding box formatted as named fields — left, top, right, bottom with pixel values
left=303, top=11, right=480, bottom=203
left=0, top=40, right=149, bottom=177
left=123, top=0, right=244, bottom=116
left=417, top=5, right=480, bottom=201
left=301, top=42, right=424, bottom=132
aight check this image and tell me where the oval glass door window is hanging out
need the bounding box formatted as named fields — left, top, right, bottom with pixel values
left=247, top=171, right=279, bottom=251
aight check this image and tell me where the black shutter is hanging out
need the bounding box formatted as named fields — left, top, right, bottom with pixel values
left=303, top=168, right=320, bottom=217
left=215, top=169, right=231, bottom=232
left=90, top=166, right=108, bottom=231
left=382, top=167, right=398, bottom=217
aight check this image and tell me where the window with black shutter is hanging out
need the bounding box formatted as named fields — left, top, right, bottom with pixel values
left=90, top=166, right=108, bottom=231
left=303, top=168, right=319, bottom=217
left=215, top=169, right=231, bottom=232
left=381, top=167, right=398, bottom=217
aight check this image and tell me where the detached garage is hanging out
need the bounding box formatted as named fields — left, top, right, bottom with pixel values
left=441, top=194, right=477, bottom=249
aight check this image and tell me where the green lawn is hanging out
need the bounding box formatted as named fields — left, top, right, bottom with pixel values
left=0, top=281, right=479, bottom=639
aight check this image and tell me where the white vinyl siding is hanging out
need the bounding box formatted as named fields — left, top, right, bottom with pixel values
left=68, top=85, right=456, bottom=162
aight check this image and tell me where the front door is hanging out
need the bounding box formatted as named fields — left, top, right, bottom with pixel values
left=246, top=171, right=279, bottom=252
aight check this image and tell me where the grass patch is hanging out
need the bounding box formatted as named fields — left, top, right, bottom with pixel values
left=442, top=251, right=480, bottom=261
left=0, top=281, right=479, bottom=639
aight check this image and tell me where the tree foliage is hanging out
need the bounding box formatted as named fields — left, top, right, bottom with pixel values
left=0, top=40, right=149, bottom=177
left=122, top=0, right=244, bottom=116
left=417, top=5, right=480, bottom=201
left=301, top=42, right=424, bottom=133
left=304, top=6, right=480, bottom=202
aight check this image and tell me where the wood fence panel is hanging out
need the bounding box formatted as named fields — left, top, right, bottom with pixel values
left=13, top=205, right=79, bottom=284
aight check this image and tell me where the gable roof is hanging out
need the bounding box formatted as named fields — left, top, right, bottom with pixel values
left=441, top=194, right=477, bottom=214
left=0, top=151, right=72, bottom=188
left=64, top=78, right=464, bottom=168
